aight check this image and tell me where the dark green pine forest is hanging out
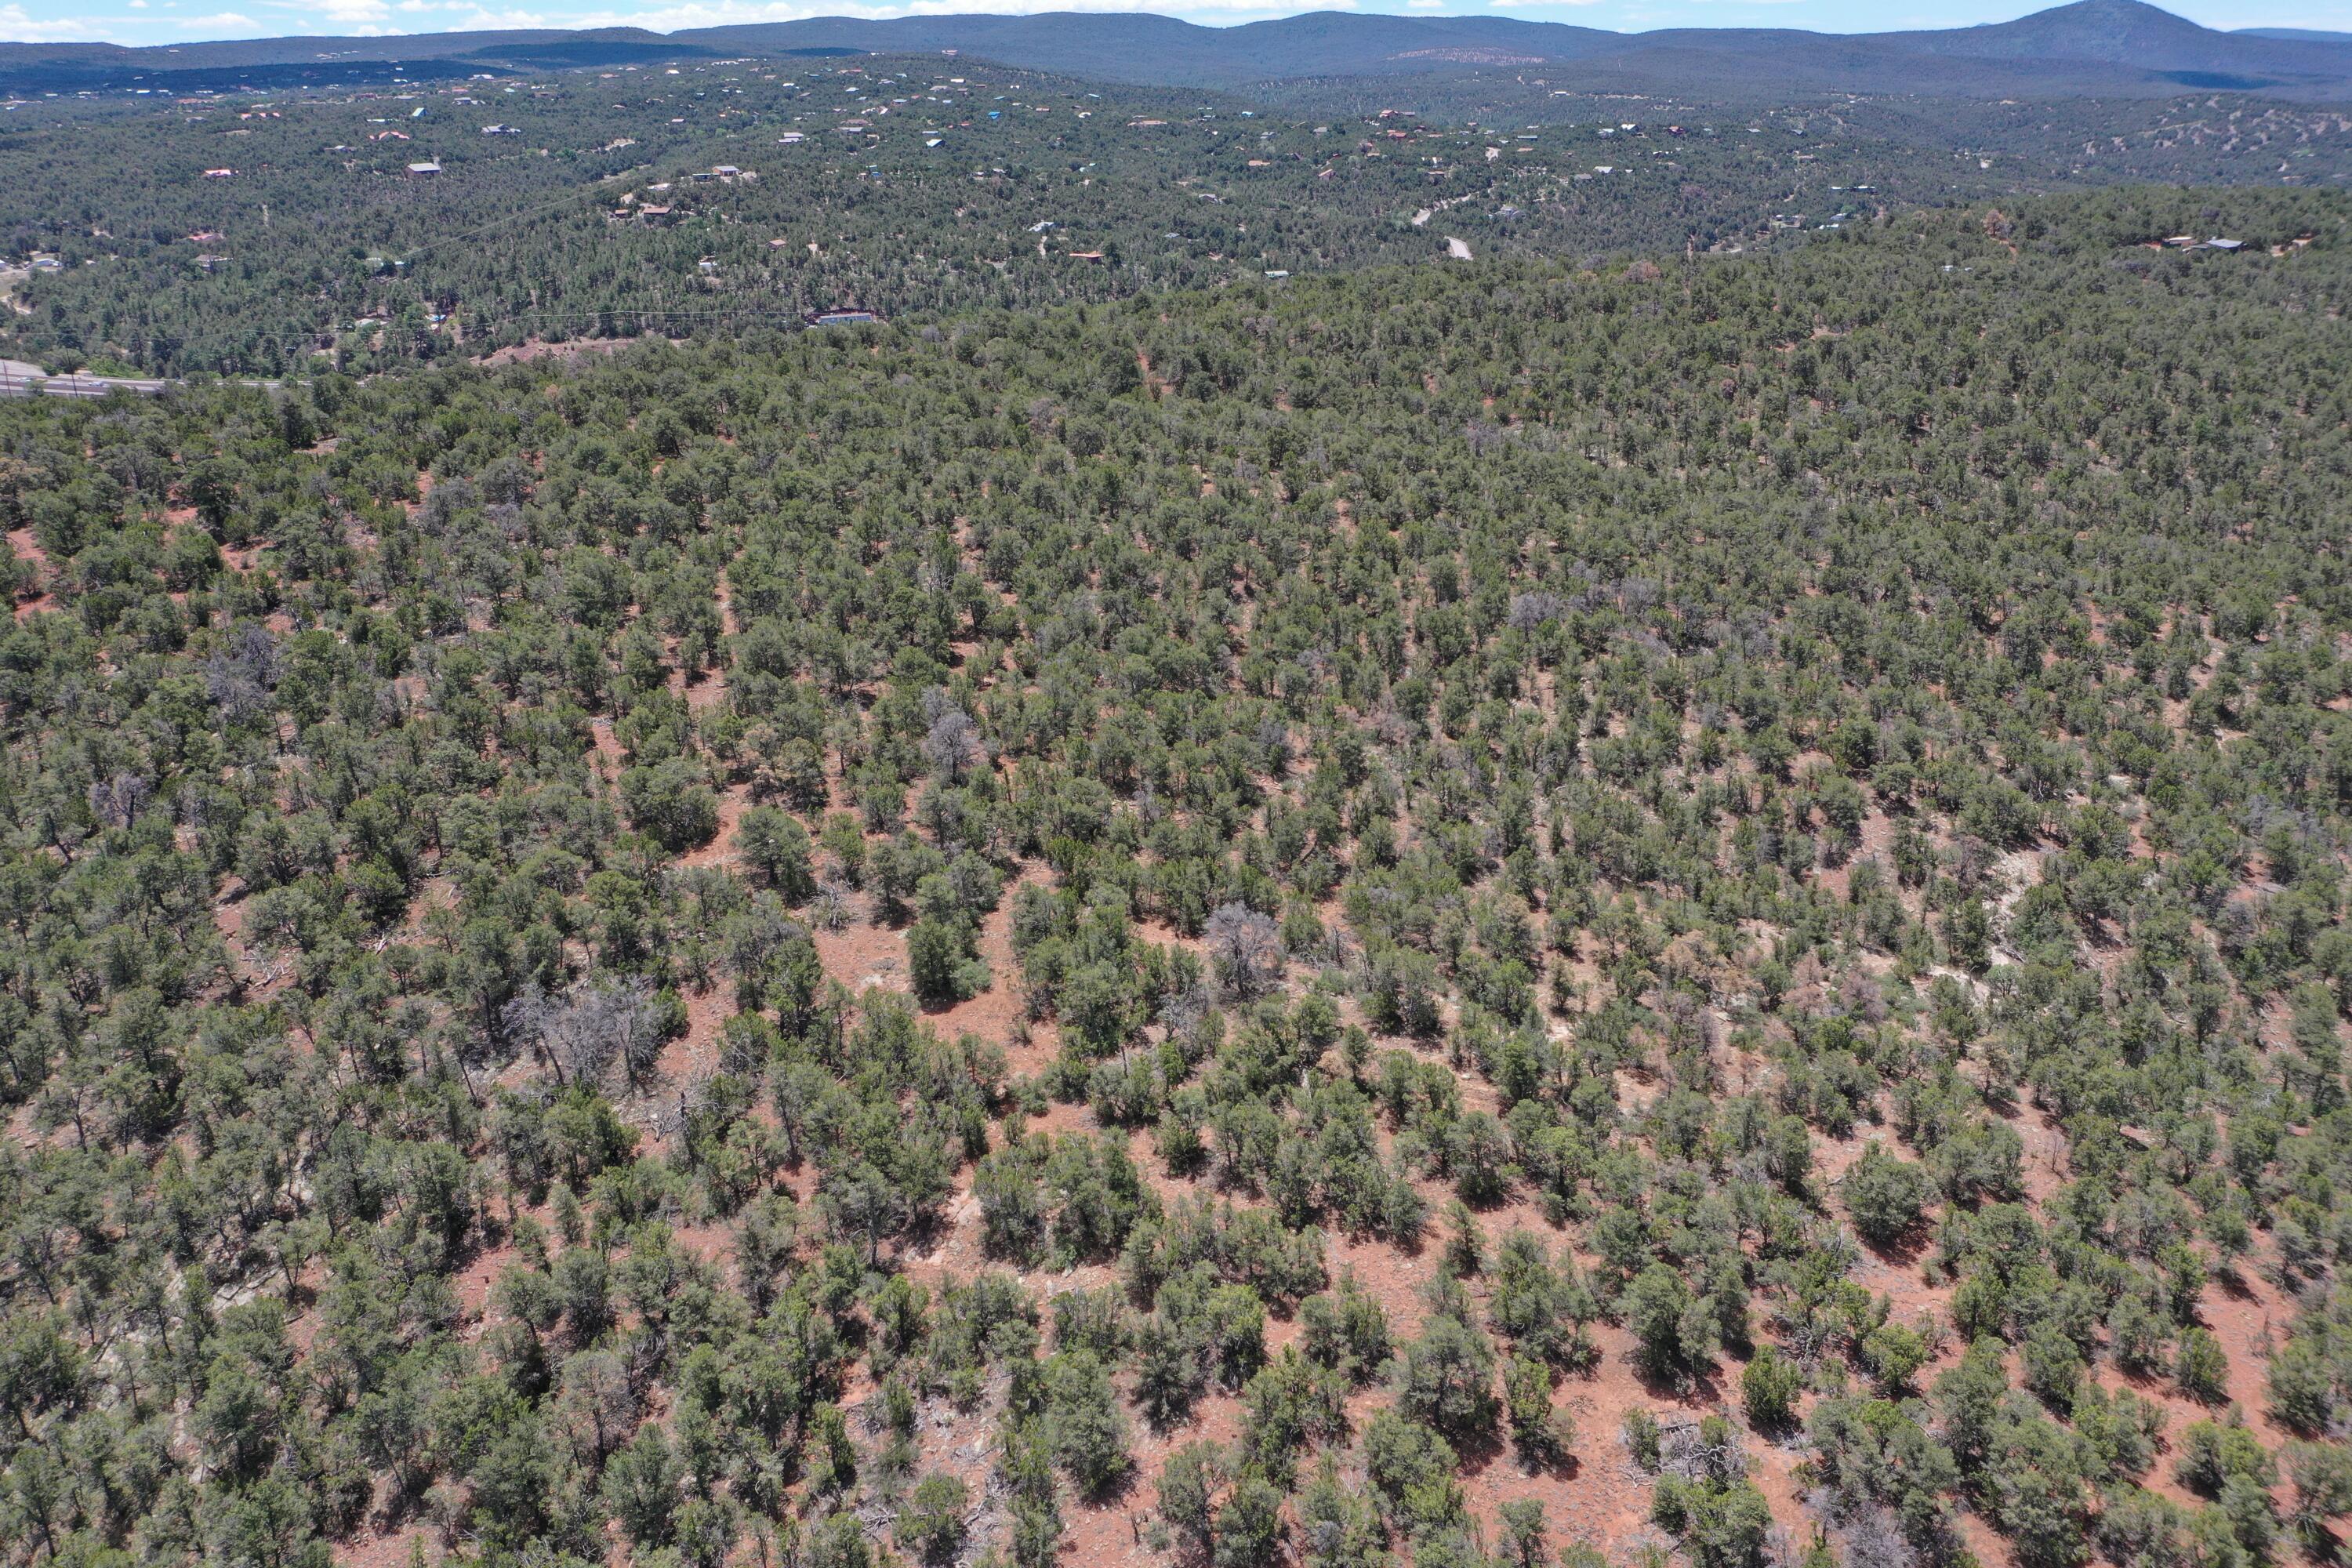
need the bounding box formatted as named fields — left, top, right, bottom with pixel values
left=0, top=45, right=2350, bottom=1568
left=2, top=56, right=2346, bottom=376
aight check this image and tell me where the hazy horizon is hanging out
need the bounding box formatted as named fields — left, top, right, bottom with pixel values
left=6, top=0, right=2346, bottom=56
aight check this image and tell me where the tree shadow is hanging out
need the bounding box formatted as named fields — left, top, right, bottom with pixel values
left=1858, top=1224, right=1931, bottom=1269
left=1073, top=1464, right=1142, bottom=1511
left=902, top=1203, right=957, bottom=1258
left=2297, top=1519, right=2347, bottom=1566
left=1440, top=1416, right=1509, bottom=1473
left=2213, top=1263, right=2259, bottom=1305
left=1465, top=1436, right=1581, bottom=1484
left=1635, top=1359, right=1725, bottom=1410
left=2080, top=916, right=2130, bottom=953
left=1141, top=1396, right=1202, bottom=1440
left=2114, top=1362, right=2180, bottom=1400
left=369, top=1476, right=430, bottom=1537
left=1341, top=1212, right=1427, bottom=1261
left=1530, top=1446, right=1581, bottom=1483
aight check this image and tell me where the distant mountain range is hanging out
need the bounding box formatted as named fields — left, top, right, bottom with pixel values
left=5, top=0, right=2351, bottom=101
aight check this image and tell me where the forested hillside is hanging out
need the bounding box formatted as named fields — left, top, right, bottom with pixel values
left=0, top=184, right=2347, bottom=1568
left=5, top=56, right=2347, bottom=376
left=10, top=1, right=2352, bottom=100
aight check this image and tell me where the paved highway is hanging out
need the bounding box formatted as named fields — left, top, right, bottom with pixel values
left=0, top=359, right=171, bottom=398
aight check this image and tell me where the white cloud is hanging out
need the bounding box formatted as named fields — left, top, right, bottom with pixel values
left=430, top=2, right=551, bottom=22
left=503, top=0, right=1339, bottom=28
left=0, top=0, right=1284, bottom=42
left=0, top=2, right=110, bottom=33
left=278, top=0, right=393, bottom=20
left=1406, top=1, right=1443, bottom=8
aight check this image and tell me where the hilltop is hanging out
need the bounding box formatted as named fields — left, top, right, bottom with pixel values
left=7, top=1, right=2352, bottom=100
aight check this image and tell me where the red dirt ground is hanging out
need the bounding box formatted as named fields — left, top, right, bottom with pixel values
left=230, top=534, right=2304, bottom=1568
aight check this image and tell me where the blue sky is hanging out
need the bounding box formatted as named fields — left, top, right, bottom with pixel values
left=2, top=0, right=2344, bottom=52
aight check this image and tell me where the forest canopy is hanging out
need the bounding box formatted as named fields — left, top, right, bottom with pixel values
left=0, top=135, right=2347, bottom=1568
left=3, top=56, right=2346, bottom=375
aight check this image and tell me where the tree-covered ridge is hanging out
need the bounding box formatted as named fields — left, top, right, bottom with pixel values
left=5, top=55, right=2346, bottom=377
left=0, top=186, right=2348, bottom=1568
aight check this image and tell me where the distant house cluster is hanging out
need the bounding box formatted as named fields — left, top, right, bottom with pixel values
left=608, top=167, right=756, bottom=226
